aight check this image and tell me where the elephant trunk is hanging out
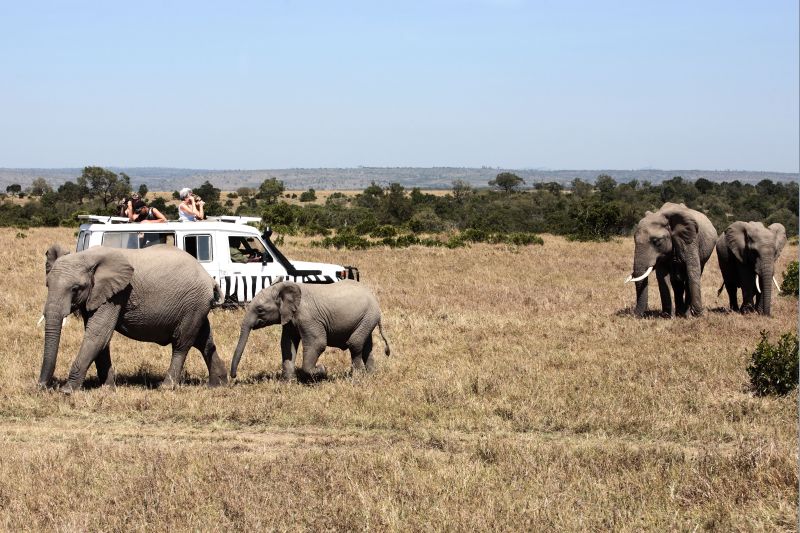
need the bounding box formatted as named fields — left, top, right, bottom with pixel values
left=757, top=261, right=775, bottom=316
left=631, top=256, right=653, bottom=317
left=230, top=324, right=252, bottom=379
left=39, top=313, right=64, bottom=387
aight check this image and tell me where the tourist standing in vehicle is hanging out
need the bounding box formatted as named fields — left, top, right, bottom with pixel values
left=179, top=188, right=204, bottom=221
left=135, top=204, right=167, bottom=223
left=126, top=193, right=143, bottom=221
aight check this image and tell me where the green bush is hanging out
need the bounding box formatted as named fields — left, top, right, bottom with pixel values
left=747, top=331, right=799, bottom=396
left=500, top=232, right=544, bottom=246
left=779, top=260, right=798, bottom=297
left=314, top=234, right=372, bottom=250
left=370, top=225, right=398, bottom=238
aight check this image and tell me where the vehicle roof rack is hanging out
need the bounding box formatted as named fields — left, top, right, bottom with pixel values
left=206, top=216, right=261, bottom=224
left=77, top=215, right=130, bottom=224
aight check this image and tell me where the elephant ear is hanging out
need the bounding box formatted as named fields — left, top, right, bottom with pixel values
left=724, top=222, right=748, bottom=263
left=84, top=248, right=134, bottom=311
left=768, top=223, right=787, bottom=259
left=45, top=244, right=69, bottom=276
left=276, top=282, right=301, bottom=326
left=666, top=210, right=698, bottom=246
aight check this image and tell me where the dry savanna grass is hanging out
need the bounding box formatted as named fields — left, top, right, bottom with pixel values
left=0, top=227, right=796, bottom=531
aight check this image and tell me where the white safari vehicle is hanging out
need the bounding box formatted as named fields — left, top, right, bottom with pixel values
left=75, top=215, right=359, bottom=305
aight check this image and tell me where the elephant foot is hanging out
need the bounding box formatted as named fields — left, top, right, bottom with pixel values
left=159, top=375, right=178, bottom=390
left=281, top=361, right=297, bottom=382
left=299, top=365, right=327, bottom=383
left=60, top=382, right=79, bottom=395
left=100, top=368, right=116, bottom=388
left=208, top=374, right=229, bottom=387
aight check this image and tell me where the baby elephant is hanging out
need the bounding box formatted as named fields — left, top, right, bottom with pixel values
left=230, top=280, right=390, bottom=381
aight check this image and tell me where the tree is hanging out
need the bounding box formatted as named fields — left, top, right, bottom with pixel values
left=5, top=184, right=21, bottom=196
left=29, top=177, right=53, bottom=196
left=137, top=184, right=149, bottom=198
left=257, top=177, right=285, bottom=204
left=452, top=180, right=473, bottom=203
left=194, top=180, right=221, bottom=203
left=595, top=174, right=617, bottom=201
left=570, top=178, right=592, bottom=198
left=78, top=166, right=130, bottom=208
left=489, top=172, right=524, bottom=192
left=299, top=188, right=317, bottom=202
left=57, top=181, right=85, bottom=203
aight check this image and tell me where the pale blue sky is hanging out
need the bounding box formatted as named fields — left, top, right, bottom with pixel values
left=1, top=0, right=797, bottom=171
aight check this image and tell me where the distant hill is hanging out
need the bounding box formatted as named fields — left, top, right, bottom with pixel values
left=0, top=167, right=796, bottom=192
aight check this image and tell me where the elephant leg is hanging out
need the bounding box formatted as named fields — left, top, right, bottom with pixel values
left=672, top=276, right=688, bottom=317
left=300, top=341, right=327, bottom=380
left=656, top=267, right=673, bottom=317
left=162, top=346, right=190, bottom=389
left=349, top=341, right=366, bottom=374
left=684, top=250, right=704, bottom=316
left=362, top=334, right=376, bottom=373
left=63, top=305, right=120, bottom=394
left=280, top=326, right=301, bottom=381
left=94, top=345, right=115, bottom=388
left=193, top=318, right=228, bottom=387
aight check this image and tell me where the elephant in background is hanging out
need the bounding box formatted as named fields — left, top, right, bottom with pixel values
left=716, top=221, right=787, bottom=316
left=41, top=244, right=228, bottom=393
left=230, top=280, right=390, bottom=381
left=625, top=202, right=717, bottom=317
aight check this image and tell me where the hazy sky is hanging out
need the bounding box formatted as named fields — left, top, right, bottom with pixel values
left=1, top=1, right=797, bottom=171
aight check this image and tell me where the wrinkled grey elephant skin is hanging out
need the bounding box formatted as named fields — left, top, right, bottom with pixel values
left=41, top=244, right=228, bottom=392
left=716, top=221, right=786, bottom=316
left=231, top=280, right=390, bottom=381
left=627, top=202, right=717, bottom=317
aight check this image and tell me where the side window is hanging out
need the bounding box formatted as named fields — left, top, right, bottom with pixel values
left=228, top=235, right=270, bottom=263
left=102, top=232, right=175, bottom=249
left=184, top=235, right=212, bottom=262
left=77, top=231, right=90, bottom=251
left=141, top=233, right=175, bottom=248
left=102, top=233, right=130, bottom=249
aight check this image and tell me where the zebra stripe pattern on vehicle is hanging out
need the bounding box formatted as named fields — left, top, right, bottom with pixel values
left=214, top=274, right=336, bottom=304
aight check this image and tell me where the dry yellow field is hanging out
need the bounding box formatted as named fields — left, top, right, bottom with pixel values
left=0, top=227, right=796, bottom=531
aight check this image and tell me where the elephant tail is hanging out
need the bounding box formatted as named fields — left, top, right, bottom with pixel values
left=716, top=282, right=725, bottom=297
left=212, top=281, right=224, bottom=307
left=378, top=320, right=391, bottom=357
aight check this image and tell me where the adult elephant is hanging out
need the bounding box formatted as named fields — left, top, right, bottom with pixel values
left=41, top=244, right=228, bottom=393
left=230, top=280, right=390, bottom=381
left=625, top=202, right=717, bottom=317
left=716, top=221, right=786, bottom=316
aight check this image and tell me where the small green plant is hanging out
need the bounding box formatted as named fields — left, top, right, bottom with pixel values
left=15, top=231, right=26, bottom=239
left=314, top=234, right=372, bottom=250
left=370, top=225, right=398, bottom=238
left=500, top=232, right=544, bottom=246
left=779, top=260, right=798, bottom=297
left=747, top=331, right=798, bottom=396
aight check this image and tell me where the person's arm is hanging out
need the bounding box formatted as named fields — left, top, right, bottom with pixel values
left=126, top=201, right=137, bottom=221
left=195, top=199, right=205, bottom=220
left=142, top=208, right=167, bottom=223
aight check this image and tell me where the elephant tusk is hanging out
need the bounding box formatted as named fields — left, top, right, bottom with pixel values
left=625, top=266, right=653, bottom=284
left=37, top=315, right=68, bottom=327
left=755, top=275, right=761, bottom=294
left=773, top=276, right=780, bottom=290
